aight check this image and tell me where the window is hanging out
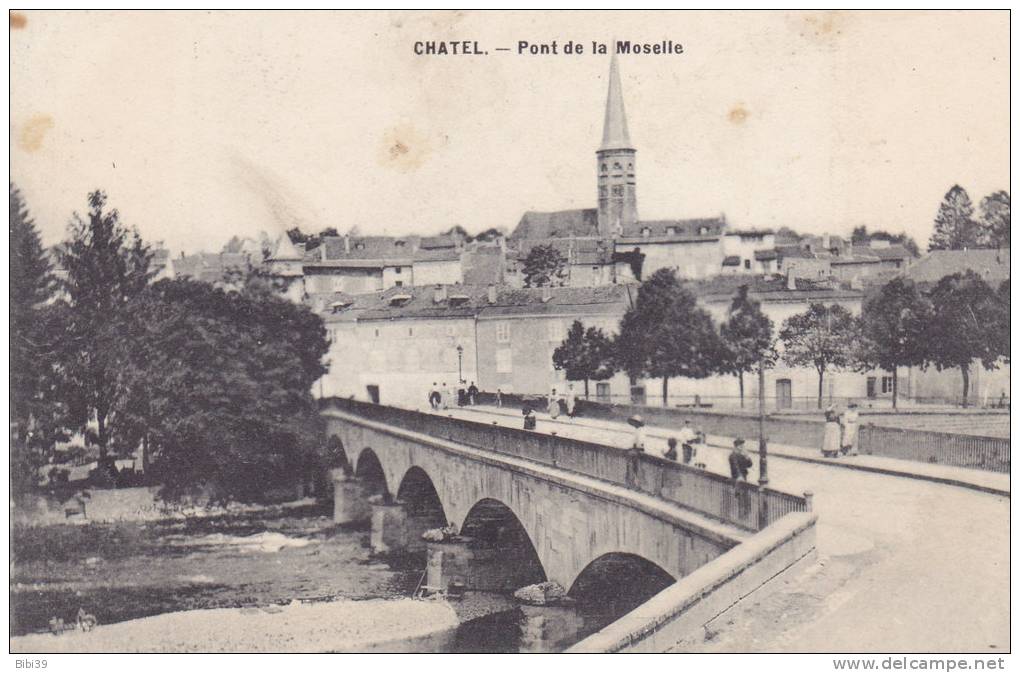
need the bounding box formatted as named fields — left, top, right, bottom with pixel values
left=355, top=242, right=365, bottom=250
left=394, top=280, right=403, bottom=287
left=600, top=163, right=607, bottom=172
left=881, top=376, right=894, bottom=394
left=408, top=327, right=413, bottom=337
left=395, top=266, right=402, bottom=274
left=496, top=348, right=512, bottom=373
left=374, top=328, right=380, bottom=338
left=744, top=259, right=751, bottom=270
left=599, top=186, right=607, bottom=198
left=496, top=322, right=510, bottom=343
left=331, top=277, right=345, bottom=292
left=612, top=185, right=624, bottom=196
left=613, top=162, right=622, bottom=170
left=641, top=227, right=651, bottom=238
left=666, top=227, right=676, bottom=236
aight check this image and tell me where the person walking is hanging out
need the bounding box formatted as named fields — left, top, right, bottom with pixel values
left=428, top=383, right=441, bottom=410
left=495, top=389, right=503, bottom=408
left=565, top=384, right=577, bottom=418
left=822, top=404, right=841, bottom=458
left=467, top=381, right=479, bottom=406
left=522, top=404, right=537, bottom=430
left=676, top=420, right=697, bottom=465
left=840, top=402, right=860, bottom=456
left=728, top=438, right=754, bottom=519
left=548, top=388, right=561, bottom=419
left=690, top=429, right=707, bottom=467
left=663, top=437, right=678, bottom=461
left=440, top=382, right=450, bottom=410
left=628, top=415, right=646, bottom=452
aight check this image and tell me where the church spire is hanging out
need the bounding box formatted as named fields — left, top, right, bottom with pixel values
left=600, top=49, right=633, bottom=152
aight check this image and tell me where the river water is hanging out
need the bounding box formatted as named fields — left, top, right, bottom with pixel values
left=10, top=504, right=622, bottom=652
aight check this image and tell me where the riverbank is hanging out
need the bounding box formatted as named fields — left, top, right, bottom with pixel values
left=11, top=598, right=460, bottom=653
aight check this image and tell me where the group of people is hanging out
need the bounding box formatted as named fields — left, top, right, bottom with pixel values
left=628, top=417, right=708, bottom=467
left=821, top=402, right=860, bottom=458
left=427, top=381, right=481, bottom=411
left=545, top=385, right=578, bottom=419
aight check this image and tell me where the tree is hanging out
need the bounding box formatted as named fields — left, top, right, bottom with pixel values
left=57, top=190, right=153, bottom=459
left=10, top=184, right=65, bottom=494
left=522, top=244, right=567, bottom=288
left=113, top=278, right=329, bottom=500
left=552, top=320, right=616, bottom=398
left=929, top=185, right=982, bottom=251
left=859, top=278, right=931, bottom=409
left=851, top=225, right=921, bottom=257
left=979, top=190, right=1010, bottom=248
left=719, top=285, right=776, bottom=409
left=779, top=303, right=860, bottom=409
left=923, top=271, right=1003, bottom=407
left=615, top=269, right=722, bottom=406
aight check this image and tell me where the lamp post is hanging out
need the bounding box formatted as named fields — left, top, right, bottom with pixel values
left=456, top=345, right=464, bottom=384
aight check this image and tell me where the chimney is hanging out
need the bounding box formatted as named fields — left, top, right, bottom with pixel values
left=786, top=267, right=797, bottom=291
left=487, top=284, right=497, bottom=304
left=433, top=285, right=448, bottom=303
left=344, top=235, right=351, bottom=254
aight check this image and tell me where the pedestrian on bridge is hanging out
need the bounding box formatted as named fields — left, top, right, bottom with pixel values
left=565, top=384, right=577, bottom=417
left=467, top=382, right=479, bottom=406
left=428, top=383, right=441, bottom=411
left=840, top=403, right=860, bottom=456
left=628, top=415, right=646, bottom=452
left=548, top=388, right=561, bottom=419
left=676, top=420, right=697, bottom=465
left=728, top=438, right=753, bottom=482
left=440, top=382, right=450, bottom=410
left=663, top=437, right=678, bottom=461
left=822, top=404, right=841, bottom=458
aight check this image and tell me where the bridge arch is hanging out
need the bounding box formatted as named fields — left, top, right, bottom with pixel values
left=396, top=466, right=448, bottom=530
left=355, top=447, right=391, bottom=500
left=325, top=435, right=351, bottom=475
left=569, top=552, right=676, bottom=612
left=460, top=497, right=547, bottom=590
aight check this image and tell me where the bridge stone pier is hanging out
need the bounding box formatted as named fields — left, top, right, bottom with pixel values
left=320, top=399, right=815, bottom=599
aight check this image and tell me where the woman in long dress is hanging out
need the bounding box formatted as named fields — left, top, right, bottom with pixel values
left=548, top=388, right=561, bottom=419
left=840, top=403, right=860, bottom=456
left=822, top=404, right=841, bottom=458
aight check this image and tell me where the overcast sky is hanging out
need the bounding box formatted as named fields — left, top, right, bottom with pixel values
left=10, top=10, right=1009, bottom=254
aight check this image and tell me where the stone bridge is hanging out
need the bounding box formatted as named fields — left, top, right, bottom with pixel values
left=322, top=400, right=810, bottom=598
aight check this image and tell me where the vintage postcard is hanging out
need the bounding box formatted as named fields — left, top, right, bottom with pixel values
left=8, top=9, right=1010, bottom=659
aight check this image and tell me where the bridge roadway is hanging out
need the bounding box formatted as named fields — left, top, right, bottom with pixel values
left=442, top=404, right=1009, bottom=653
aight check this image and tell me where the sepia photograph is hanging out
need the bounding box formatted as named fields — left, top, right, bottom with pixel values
left=7, top=9, right=1011, bottom=659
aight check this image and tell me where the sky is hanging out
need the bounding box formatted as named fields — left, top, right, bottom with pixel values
left=9, top=10, right=1010, bottom=254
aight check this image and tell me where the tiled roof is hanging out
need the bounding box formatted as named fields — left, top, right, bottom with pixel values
left=413, top=247, right=461, bottom=263
left=754, top=249, right=778, bottom=261
left=317, top=236, right=418, bottom=264
left=688, top=274, right=864, bottom=303
left=462, top=247, right=506, bottom=285
left=510, top=238, right=615, bottom=266
left=511, top=209, right=599, bottom=239
left=904, top=249, right=1010, bottom=286
left=172, top=252, right=251, bottom=284
left=419, top=235, right=457, bottom=250
left=356, top=284, right=632, bottom=321
left=619, top=218, right=725, bottom=240
left=850, top=244, right=914, bottom=261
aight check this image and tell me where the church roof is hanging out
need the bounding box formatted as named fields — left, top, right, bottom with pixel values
left=600, top=51, right=633, bottom=152
left=618, top=218, right=726, bottom=241
left=511, top=209, right=599, bottom=239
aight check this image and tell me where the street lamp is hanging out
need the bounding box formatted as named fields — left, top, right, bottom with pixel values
left=456, top=345, right=464, bottom=384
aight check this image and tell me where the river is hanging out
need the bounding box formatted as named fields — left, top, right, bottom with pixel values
left=10, top=503, right=624, bottom=652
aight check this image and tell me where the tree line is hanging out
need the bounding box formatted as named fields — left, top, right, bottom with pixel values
left=10, top=184, right=330, bottom=500
left=553, top=268, right=1009, bottom=410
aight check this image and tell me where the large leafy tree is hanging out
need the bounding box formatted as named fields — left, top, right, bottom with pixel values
left=719, top=285, right=775, bottom=409
left=522, top=244, right=567, bottom=288
left=552, top=320, right=616, bottom=398
left=928, top=185, right=982, bottom=251
left=859, top=278, right=931, bottom=409
left=10, top=184, right=65, bottom=493
left=979, top=190, right=1010, bottom=248
left=615, top=268, right=722, bottom=406
left=923, top=271, right=1004, bottom=407
left=779, top=303, right=860, bottom=409
left=113, top=278, right=329, bottom=500
left=57, top=190, right=153, bottom=459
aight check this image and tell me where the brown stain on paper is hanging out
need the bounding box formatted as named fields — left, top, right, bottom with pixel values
left=19, top=114, right=54, bottom=152
left=728, top=105, right=750, bottom=125
left=377, top=124, right=431, bottom=173
left=9, top=11, right=26, bottom=29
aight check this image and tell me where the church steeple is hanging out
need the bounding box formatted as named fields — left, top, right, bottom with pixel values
left=596, top=50, right=637, bottom=239
left=600, top=50, right=633, bottom=152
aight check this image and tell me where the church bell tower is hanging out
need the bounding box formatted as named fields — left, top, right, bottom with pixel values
left=596, top=50, right=637, bottom=239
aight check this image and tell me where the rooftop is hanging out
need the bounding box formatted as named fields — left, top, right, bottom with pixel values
left=904, top=248, right=1010, bottom=286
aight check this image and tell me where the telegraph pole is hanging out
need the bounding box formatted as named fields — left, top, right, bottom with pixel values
left=758, top=354, right=769, bottom=486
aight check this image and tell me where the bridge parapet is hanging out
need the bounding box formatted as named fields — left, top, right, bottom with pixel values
left=320, top=397, right=810, bottom=532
